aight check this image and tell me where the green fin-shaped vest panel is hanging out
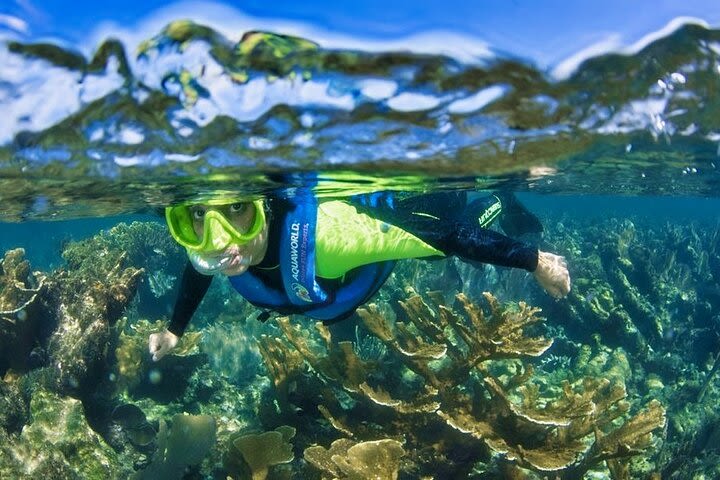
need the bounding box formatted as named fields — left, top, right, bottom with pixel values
left=315, top=201, right=444, bottom=279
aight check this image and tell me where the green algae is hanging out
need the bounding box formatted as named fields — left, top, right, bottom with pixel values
left=0, top=389, right=127, bottom=479
left=132, top=413, right=216, bottom=480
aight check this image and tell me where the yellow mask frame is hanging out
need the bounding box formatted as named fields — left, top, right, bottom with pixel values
left=165, top=200, right=266, bottom=253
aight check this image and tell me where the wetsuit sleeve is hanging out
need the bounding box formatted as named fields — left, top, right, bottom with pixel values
left=167, top=261, right=213, bottom=337
left=439, top=221, right=539, bottom=271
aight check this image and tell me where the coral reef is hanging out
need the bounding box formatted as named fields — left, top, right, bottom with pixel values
left=61, top=221, right=185, bottom=318
left=0, top=388, right=127, bottom=479
left=0, top=222, right=220, bottom=479
left=534, top=216, right=720, bottom=478
left=0, top=248, right=46, bottom=316
left=224, top=425, right=295, bottom=480
left=46, top=247, right=142, bottom=395
left=257, top=291, right=666, bottom=478
left=305, top=438, right=405, bottom=480
left=114, top=318, right=202, bottom=394
left=0, top=373, right=29, bottom=434
left=3, top=214, right=719, bottom=478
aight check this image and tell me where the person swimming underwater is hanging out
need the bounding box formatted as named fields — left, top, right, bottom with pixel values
left=149, top=191, right=570, bottom=361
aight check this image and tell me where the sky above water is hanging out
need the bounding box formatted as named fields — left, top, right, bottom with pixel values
left=2, top=0, right=720, bottom=77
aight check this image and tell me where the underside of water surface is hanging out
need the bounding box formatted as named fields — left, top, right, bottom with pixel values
left=1, top=10, right=720, bottom=480
left=0, top=21, right=719, bottom=220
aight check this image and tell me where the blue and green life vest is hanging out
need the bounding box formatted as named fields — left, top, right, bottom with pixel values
left=228, top=194, right=443, bottom=323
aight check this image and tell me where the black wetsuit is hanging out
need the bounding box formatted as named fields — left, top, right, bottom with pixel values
left=168, top=192, right=539, bottom=337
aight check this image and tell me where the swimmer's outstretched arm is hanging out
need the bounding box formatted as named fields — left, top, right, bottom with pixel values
left=433, top=222, right=570, bottom=298
left=149, top=262, right=212, bottom=361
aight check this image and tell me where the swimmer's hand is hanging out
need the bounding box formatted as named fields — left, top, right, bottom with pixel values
left=149, top=329, right=179, bottom=362
left=534, top=251, right=571, bottom=299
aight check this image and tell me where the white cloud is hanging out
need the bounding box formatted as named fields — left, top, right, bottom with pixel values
left=0, top=14, right=28, bottom=34
left=387, top=92, right=440, bottom=112
left=551, top=17, right=711, bottom=80
left=447, top=85, right=507, bottom=114
left=83, top=0, right=494, bottom=66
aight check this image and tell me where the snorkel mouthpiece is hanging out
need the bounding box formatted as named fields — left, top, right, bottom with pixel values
left=187, top=250, right=232, bottom=275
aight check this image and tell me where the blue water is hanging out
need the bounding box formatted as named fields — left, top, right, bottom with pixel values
left=4, top=195, right=719, bottom=271
left=0, top=215, right=162, bottom=270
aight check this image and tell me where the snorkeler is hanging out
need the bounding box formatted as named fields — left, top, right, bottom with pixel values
left=149, top=191, right=570, bottom=361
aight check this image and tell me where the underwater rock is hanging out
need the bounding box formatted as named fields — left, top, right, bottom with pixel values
left=0, top=388, right=125, bottom=479
left=128, top=353, right=208, bottom=403
left=60, top=221, right=184, bottom=319
left=0, top=248, right=43, bottom=311
left=111, top=403, right=157, bottom=447
left=133, top=413, right=216, bottom=480
left=36, top=225, right=157, bottom=395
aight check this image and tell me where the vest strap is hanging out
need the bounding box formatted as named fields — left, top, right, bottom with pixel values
left=280, top=188, right=330, bottom=305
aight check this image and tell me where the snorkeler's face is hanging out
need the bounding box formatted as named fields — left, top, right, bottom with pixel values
left=187, top=202, right=269, bottom=276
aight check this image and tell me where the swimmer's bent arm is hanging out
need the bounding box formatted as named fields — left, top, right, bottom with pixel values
left=149, top=262, right=211, bottom=361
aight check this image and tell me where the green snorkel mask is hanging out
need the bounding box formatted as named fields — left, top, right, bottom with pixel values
left=165, top=200, right=266, bottom=253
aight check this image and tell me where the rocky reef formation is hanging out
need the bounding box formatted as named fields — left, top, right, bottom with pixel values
left=0, top=248, right=49, bottom=375
left=0, top=222, right=188, bottom=478
left=0, top=388, right=126, bottom=479
left=530, top=216, right=720, bottom=479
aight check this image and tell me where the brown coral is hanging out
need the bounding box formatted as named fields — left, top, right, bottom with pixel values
left=224, top=425, right=296, bottom=480
left=304, top=438, right=405, bottom=480
left=358, top=292, right=552, bottom=390
left=46, top=246, right=143, bottom=394
left=258, top=290, right=666, bottom=478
